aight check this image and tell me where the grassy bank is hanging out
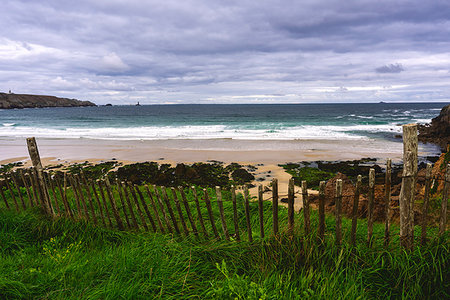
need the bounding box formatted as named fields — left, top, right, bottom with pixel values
left=1, top=200, right=448, bottom=299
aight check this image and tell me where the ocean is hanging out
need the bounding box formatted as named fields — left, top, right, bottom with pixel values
left=0, top=103, right=445, bottom=142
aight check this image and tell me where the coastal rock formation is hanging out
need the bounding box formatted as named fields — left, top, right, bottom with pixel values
left=0, top=92, right=96, bottom=109
left=418, top=104, right=450, bottom=150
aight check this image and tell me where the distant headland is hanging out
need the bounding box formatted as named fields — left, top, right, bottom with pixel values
left=0, top=92, right=96, bottom=109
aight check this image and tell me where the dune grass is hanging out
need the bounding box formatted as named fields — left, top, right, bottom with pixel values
left=0, top=184, right=449, bottom=299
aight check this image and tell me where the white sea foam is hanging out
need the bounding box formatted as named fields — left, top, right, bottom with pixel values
left=2, top=123, right=15, bottom=127
left=0, top=123, right=402, bottom=141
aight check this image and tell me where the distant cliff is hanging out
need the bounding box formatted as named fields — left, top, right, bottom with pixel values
left=0, top=92, right=96, bottom=109
left=418, top=103, right=450, bottom=151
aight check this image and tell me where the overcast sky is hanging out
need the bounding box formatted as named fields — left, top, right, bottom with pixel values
left=1, top=0, right=450, bottom=104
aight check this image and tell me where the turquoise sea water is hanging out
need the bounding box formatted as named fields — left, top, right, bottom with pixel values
left=0, top=103, right=446, bottom=141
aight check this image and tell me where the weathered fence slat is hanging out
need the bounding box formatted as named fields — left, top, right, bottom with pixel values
left=0, top=180, right=10, bottom=209
left=75, top=175, right=90, bottom=221
left=231, top=185, right=241, bottom=241
left=6, top=177, right=20, bottom=211
left=287, top=178, right=295, bottom=236
left=335, top=179, right=343, bottom=246
left=57, top=174, right=73, bottom=218
left=104, top=178, right=125, bottom=230
left=171, top=187, right=189, bottom=236
left=215, top=186, right=230, bottom=240
left=161, top=187, right=181, bottom=234
left=204, top=188, right=220, bottom=239
left=135, top=185, right=157, bottom=232
left=439, top=164, right=449, bottom=236
left=115, top=181, right=130, bottom=228
left=69, top=175, right=83, bottom=218
left=49, top=174, right=61, bottom=214
left=318, top=181, right=325, bottom=242
left=80, top=173, right=97, bottom=225
left=97, top=179, right=113, bottom=228
left=120, top=181, right=138, bottom=229
left=127, top=181, right=148, bottom=231
left=154, top=185, right=173, bottom=234
left=421, top=163, right=432, bottom=245
left=191, top=186, right=207, bottom=237
left=258, top=185, right=264, bottom=238
left=29, top=169, right=41, bottom=208
left=301, top=181, right=310, bottom=235
left=23, top=171, right=35, bottom=207
left=384, top=159, right=392, bottom=247
left=12, top=171, right=26, bottom=210
left=350, top=175, right=362, bottom=246
left=178, top=187, right=198, bottom=236
left=146, top=185, right=165, bottom=233
left=43, top=173, right=55, bottom=214
left=243, top=186, right=253, bottom=242
left=367, top=168, right=375, bottom=247
left=272, top=178, right=279, bottom=235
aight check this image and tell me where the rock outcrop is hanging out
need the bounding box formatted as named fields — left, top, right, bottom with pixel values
left=0, top=92, right=96, bottom=109
left=418, top=104, right=450, bottom=151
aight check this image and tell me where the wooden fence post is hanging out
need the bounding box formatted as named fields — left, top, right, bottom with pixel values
left=301, top=181, right=310, bottom=235
left=127, top=182, right=148, bottom=231
left=48, top=174, right=60, bottom=215
left=11, top=171, right=26, bottom=210
left=97, top=179, right=113, bottom=228
left=231, top=185, right=241, bottom=241
left=178, top=187, right=198, bottom=236
left=161, top=187, right=180, bottom=234
left=350, top=175, right=361, bottom=246
left=155, top=185, right=173, bottom=234
left=6, top=177, right=20, bottom=211
left=335, top=179, right=342, bottom=246
left=146, top=185, right=165, bottom=233
left=367, top=168, right=375, bottom=247
left=258, top=185, right=264, bottom=238
left=384, top=159, right=392, bottom=247
left=120, top=181, right=138, bottom=229
left=171, top=187, right=189, bottom=236
left=0, top=180, right=10, bottom=209
left=20, top=170, right=33, bottom=207
left=26, top=137, right=53, bottom=216
left=318, top=181, right=326, bottom=242
left=243, top=186, right=253, bottom=242
left=80, top=173, right=97, bottom=225
left=215, top=186, right=230, bottom=240
left=135, top=185, right=157, bottom=232
left=191, top=186, right=207, bottom=237
left=204, top=188, right=220, bottom=239
left=287, top=178, right=295, bottom=236
left=399, top=124, right=418, bottom=250
left=272, top=178, right=279, bottom=235
left=439, top=164, right=449, bottom=236
left=421, top=163, right=432, bottom=245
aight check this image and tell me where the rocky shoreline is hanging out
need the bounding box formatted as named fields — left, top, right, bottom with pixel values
left=418, top=103, right=450, bottom=151
left=0, top=92, right=96, bottom=109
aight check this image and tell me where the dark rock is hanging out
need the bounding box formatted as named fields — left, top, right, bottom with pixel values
left=0, top=92, right=96, bottom=109
left=418, top=104, right=450, bottom=151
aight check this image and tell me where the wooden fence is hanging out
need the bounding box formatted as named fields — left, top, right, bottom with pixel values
left=0, top=126, right=449, bottom=249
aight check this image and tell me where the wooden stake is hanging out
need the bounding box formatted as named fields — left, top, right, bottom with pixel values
left=367, top=168, right=375, bottom=247
left=215, top=186, right=230, bottom=240
left=301, top=181, right=310, bottom=235
left=272, top=178, right=279, bottom=235
left=74, top=174, right=90, bottom=221
left=384, top=160, right=392, bottom=247
left=154, top=185, right=173, bottom=234
left=191, top=186, right=207, bottom=237
left=56, top=174, right=72, bottom=218
left=171, top=187, right=189, bottom=236
left=6, top=177, right=19, bottom=211
left=79, top=173, right=97, bottom=225
left=161, top=187, right=181, bottom=234
left=318, top=181, right=326, bottom=242
left=178, top=186, right=197, bottom=236
left=420, top=163, right=432, bottom=245
left=0, top=179, right=10, bottom=209
left=335, top=179, right=343, bottom=246
left=127, top=181, right=148, bottom=231
left=204, top=188, right=220, bottom=239
left=22, top=171, right=35, bottom=207
left=96, top=179, right=113, bottom=228
left=48, top=174, right=60, bottom=215
left=258, top=185, right=264, bottom=238
left=11, top=171, right=26, bottom=210
left=104, top=178, right=124, bottom=230
left=287, top=178, right=295, bottom=236
left=29, top=168, right=41, bottom=207
left=146, top=185, right=165, bottom=233
left=135, top=185, right=157, bottom=232
left=399, top=124, right=418, bottom=250
left=350, top=175, right=361, bottom=246
left=231, top=185, right=241, bottom=241
left=439, top=164, right=449, bottom=236
left=68, top=174, right=83, bottom=218
left=120, top=181, right=138, bottom=229
left=42, top=172, right=55, bottom=214
left=115, top=181, right=130, bottom=228
left=243, top=186, right=253, bottom=242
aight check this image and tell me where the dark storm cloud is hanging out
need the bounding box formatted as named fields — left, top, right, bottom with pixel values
left=1, top=0, right=450, bottom=103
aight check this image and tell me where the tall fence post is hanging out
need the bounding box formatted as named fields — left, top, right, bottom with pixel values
left=351, top=175, right=361, bottom=246
left=301, top=181, right=310, bottom=235
left=318, top=181, right=326, bottom=242
left=287, top=178, right=295, bottom=236
left=26, top=137, right=53, bottom=216
left=399, top=124, right=418, bottom=250
left=367, top=168, right=375, bottom=247
left=421, top=163, right=432, bottom=245
left=384, top=159, right=392, bottom=247
left=439, top=164, right=449, bottom=236
left=272, top=178, right=279, bottom=235
left=335, top=179, right=343, bottom=246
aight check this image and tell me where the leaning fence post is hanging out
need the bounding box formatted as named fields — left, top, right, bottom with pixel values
left=421, top=163, right=432, bottom=245
left=204, top=188, right=220, bottom=239
left=215, top=186, right=230, bottom=240
left=243, top=186, right=253, bottom=242
left=301, top=181, right=310, bottom=235
left=272, top=178, right=279, bottom=235
left=11, top=171, right=26, bottom=210
left=171, top=187, right=189, bottom=236
left=399, top=124, right=418, bottom=250
left=26, top=137, right=53, bottom=216
left=258, top=185, right=264, bottom=238
left=287, top=178, right=295, bottom=236
left=335, top=179, right=343, bottom=246
left=350, top=175, right=361, bottom=246
left=178, top=186, right=197, bottom=236
left=384, top=159, right=392, bottom=247
left=6, top=177, right=20, bottom=211
left=231, top=185, right=241, bottom=241
left=439, top=164, right=450, bottom=236
left=367, top=168, right=375, bottom=247
left=318, top=181, right=326, bottom=242
left=0, top=179, right=11, bottom=209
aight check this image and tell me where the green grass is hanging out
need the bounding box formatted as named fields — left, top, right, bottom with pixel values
left=0, top=185, right=449, bottom=299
